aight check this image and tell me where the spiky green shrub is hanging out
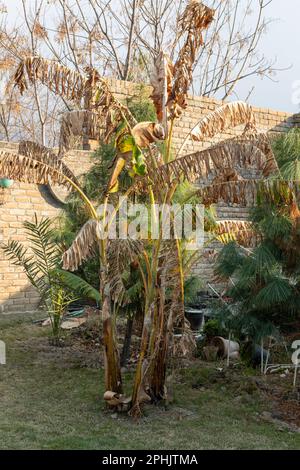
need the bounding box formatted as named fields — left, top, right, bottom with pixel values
left=2, top=215, right=76, bottom=342
left=272, top=128, right=300, bottom=180
left=215, top=130, right=300, bottom=337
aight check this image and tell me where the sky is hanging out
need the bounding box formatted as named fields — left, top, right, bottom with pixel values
left=235, top=0, right=300, bottom=113
left=2, top=0, right=300, bottom=114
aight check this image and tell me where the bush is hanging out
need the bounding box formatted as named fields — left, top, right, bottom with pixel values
left=202, top=319, right=225, bottom=339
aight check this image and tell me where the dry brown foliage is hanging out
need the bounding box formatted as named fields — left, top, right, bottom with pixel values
left=167, top=1, right=215, bottom=119
left=191, top=101, right=257, bottom=141
left=62, top=219, right=100, bottom=271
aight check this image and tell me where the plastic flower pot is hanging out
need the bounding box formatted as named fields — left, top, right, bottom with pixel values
left=185, top=307, right=204, bottom=331
left=0, top=178, right=14, bottom=188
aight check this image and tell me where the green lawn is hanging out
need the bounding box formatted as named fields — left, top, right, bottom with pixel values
left=0, top=313, right=299, bottom=450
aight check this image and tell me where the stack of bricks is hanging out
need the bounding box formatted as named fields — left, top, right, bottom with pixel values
left=0, top=78, right=299, bottom=313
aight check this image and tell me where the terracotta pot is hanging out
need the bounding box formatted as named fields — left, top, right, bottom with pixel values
left=212, top=336, right=240, bottom=359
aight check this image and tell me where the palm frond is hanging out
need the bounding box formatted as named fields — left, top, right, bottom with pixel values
left=2, top=239, right=43, bottom=290
left=227, top=262, right=258, bottom=299
left=255, top=211, right=293, bottom=241
left=62, top=219, right=100, bottom=271
left=253, top=276, right=294, bottom=309
left=23, top=215, right=61, bottom=275
left=251, top=243, right=279, bottom=278
left=2, top=216, right=63, bottom=306
left=215, top=242, right=245, bottom=279
left=256, top=179, right=300, bottom=206
left=273, top=128, right=300, bottom=179
left=280, top=159, right=300, bottom=180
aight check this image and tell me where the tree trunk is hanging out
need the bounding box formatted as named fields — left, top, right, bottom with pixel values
left=129, top=301, right=154, bottom=417
left=101, top=271, right=123, bottom=394
left=149, top=336, right=168, bottom=402
left=149, top=288, right=168, bottom=402
left=120, top=314, right=134, bottom=367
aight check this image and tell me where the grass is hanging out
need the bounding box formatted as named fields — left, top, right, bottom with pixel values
left=0, top=313, right=300, bottom=450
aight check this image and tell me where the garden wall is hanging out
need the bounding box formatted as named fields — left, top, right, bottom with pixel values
left=0, top=79, right=299, bottom=313
left=0, top=143, right=94, bottom=313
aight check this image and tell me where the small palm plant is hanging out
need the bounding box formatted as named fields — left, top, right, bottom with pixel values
left=215, top=129, right=300, bottom=372
left=0, top=1, right=287, bottom=417
left=2, top=215, right=76, bottom=343
left=215, top=130, right=300, bottom=328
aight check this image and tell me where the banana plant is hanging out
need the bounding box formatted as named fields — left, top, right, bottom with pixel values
left=0, top=0, right=288, bottom=418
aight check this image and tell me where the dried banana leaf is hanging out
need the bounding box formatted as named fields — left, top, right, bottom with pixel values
left=138, top=133, right=278, bottom=191
left=18, top=140, right=79, bottom=186
left=107, top=239, right=143, bottom=306
left=168, top=1, right=215, bottom=118
left=62, top=219, right=101, bottom=271
left=14, top=56, right=86, bottom=102
left=216, top=219, right=259, bottom=248
left=59, top=110, right=102, bottom=155
left=0, top=149, right=77, bottom=189
left=14, top=57, right=137, bottom=155
left=131, top=122, right=165, bottom=148
left=198, top=179, right=260, bottom=207
left=150, top=51, right=174, bottom=126
left=191, top=101, right=257, bottom=141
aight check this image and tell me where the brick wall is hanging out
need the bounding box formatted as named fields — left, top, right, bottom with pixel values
left=0, top=80, right=299, bottom=312
left=108, top=79, right=296, bottom=152
left=0, top=142, right=94, bottom=313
